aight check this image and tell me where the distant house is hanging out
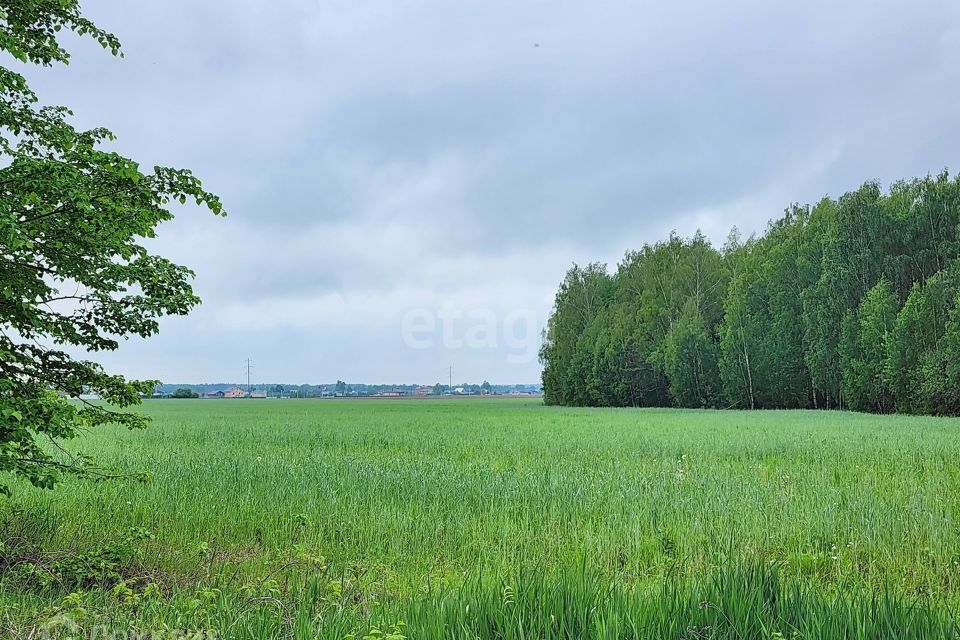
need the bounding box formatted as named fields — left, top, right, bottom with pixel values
left=250, top=391, right=267, bottom=399
left=379, top=388, right=406, bottom=397
left=206, top=387, right=245, bottom=399
left=414, top=386, right=433, bottom=397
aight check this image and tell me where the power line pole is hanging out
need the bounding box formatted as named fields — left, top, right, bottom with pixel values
left=245, top=358, right=253, bottom=396
left=449, top=365, right=452, bottom=391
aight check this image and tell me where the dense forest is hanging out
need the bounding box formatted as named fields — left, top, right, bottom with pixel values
left=540, top=172, right=960, bottom=414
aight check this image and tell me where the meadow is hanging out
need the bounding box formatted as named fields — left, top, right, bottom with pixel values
left=2, top=398, right=960, bottom=638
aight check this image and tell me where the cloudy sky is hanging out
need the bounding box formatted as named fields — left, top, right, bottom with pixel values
left=21, top=0, right=960, bottom=385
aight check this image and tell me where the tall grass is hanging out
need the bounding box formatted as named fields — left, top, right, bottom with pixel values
left=2, top=399, right=960, bottom=638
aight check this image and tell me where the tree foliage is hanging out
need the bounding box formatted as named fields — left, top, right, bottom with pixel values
left=0, top=1, right=223, bottom=494
left=541, top=172, right=960, bottom=415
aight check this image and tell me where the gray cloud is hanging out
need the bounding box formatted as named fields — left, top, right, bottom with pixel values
left=17, top=0, right=960, bottom=383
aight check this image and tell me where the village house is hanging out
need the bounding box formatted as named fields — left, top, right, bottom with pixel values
left=205, top=387, right=245, bottom=399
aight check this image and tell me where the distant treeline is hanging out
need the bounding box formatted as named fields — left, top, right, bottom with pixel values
left=540, top=171, right=960, bottom=415
left=154, top=382, right=541, bottom=397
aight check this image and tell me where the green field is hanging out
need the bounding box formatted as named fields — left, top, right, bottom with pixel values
left=3, top=399, right=960, bottom=638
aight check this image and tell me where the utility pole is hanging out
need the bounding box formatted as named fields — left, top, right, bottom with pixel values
left=449, top=365, right=452, bottom=392
left=245, top=358, right=253, bottom=396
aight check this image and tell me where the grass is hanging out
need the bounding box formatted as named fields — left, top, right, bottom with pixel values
left=2, top=398, right=960, bottom=638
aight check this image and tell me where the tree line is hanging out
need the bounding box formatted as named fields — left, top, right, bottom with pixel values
left=540, top=172, right=960, bottom=415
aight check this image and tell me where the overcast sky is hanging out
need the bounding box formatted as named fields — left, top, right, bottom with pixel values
left=20, top=0, right=960, bottom=385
